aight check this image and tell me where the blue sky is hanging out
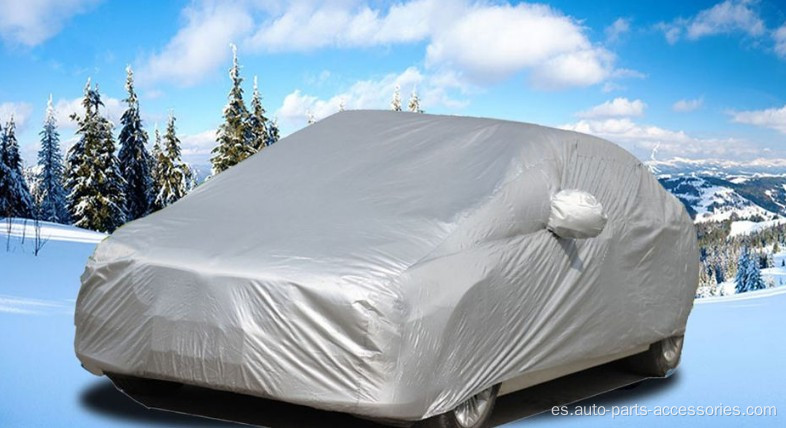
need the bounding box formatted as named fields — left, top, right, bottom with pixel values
left=1, top=0, right=785, bottom=165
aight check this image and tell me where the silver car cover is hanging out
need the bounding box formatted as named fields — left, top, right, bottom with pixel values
left=74, top=110, right=698, bottom=421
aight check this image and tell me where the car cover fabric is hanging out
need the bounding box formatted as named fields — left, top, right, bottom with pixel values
left=547, top=189, right=608, bottom=239
left=74, top=110, right=698, bottom=421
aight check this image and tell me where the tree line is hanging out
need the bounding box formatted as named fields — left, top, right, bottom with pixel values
left=1, top=45, right=425, bottom=234
left=0, top=46, right=279, bottom=233
left=695, top=217, right=784, bottom=298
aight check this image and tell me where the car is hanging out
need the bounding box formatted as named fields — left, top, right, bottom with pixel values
left=75, top=110, right=698, bottom=428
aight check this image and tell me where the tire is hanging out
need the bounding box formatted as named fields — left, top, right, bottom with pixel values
left=108, top=373, right=183, bottom=396
left=625, top=335, right=684, bottom=377
left=417, top=385, right=500, bottom=428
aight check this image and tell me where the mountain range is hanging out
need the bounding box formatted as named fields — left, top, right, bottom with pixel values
left=647, top=158, right=786, bottom=223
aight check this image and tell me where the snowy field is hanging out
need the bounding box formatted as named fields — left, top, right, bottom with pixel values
left=0, top=223, right=784, bottom=427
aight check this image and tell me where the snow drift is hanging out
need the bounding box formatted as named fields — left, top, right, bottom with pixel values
left=74, top=111, right=698, bottom=421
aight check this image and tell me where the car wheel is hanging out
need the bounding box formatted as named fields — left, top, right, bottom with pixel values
left=108, top=373, right=183, bottom=396
left=625, top=335, right=684, bottom=377
left=417, top=384, right=500, bottom=428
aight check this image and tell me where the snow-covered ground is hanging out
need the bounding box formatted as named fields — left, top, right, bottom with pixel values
left=729, top=219, right=786, bottom=238
left=0, top=217, right=105, bottom=245
left=0, top=224, right=784, bottom=427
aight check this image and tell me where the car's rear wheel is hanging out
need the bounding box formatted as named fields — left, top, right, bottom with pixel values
left=107, top=373, right=183, bottom=396
left=417, top=384, right=499, bottom=428
left=625, top=335, right=684, bottom=377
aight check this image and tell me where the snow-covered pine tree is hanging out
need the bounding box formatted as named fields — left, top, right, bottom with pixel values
left=247, top=75, right=270, bottom=152
left=735, top=246, right=750, bottom=293
left=408, top=88, right=423, bottom=113
left=747, top=253, right=766, bottom=291
left=34, top=95, right=70, bottom=223
left=66, top=80, right=127, bottom=232
left=0, top=117, right=35, bottom=218
left=155, top=113, right=191, bottom=208
left=118, top=65, right=153, bottom=221
left=63, top=81, right=90, bottom=223
left=149, top=125, right=164, bottom=211
left=390, top=85, right=402, bottom=111
left=267, top=117, right=280, bottom=145
left=211, top=44, right=252, bottom=175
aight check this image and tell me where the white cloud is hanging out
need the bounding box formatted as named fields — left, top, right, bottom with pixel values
left=180, top=129, right=216, bottom=157
left=561, top=117, right=754, bottom=158
left=577, top=98, right=645, bottom=119
left=53, top=94, right=124, bottom=130
left=0, top=0, right=99, bottom=46
left=426, top=2, right=614, bottom=88
left=0, top=102, right=33, bottom=131
left=144, top=1, right=622, bottom=90
left=687, top=0, right=764, bottom=39
left=137, top=1, right=253, bottom=86
left=277, top=66, right=468, bottom=129
left=247, top=0, right=439, bottom=51
left=605, top=17, right=630, bottom=42
left=673, top=97, right=704, bottom=112
left=658, top=0, right=765, bottom=44
left=774, top=23, right=786, bottom=58
left=731, top=105, right=786, bottom=134
left=602, top=82, right=625, bottom=93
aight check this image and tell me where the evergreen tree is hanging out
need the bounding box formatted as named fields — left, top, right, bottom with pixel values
left=735, top=246, right=750, bottom=293
left=63, top=82, right=90, bottom=222
left=154, top=113, right=191, bottom=208
left=390, top=85, right=402, bottom=111
left=267, top=118, right=280, bottom=145
left=408, top=88, right=423, bottom=113
left=117, top=65, right=153, bottom=221
left=149, top=125, right=164, bottom=211
left=735, top=246, right=767, bottom=293
left=211, top=44, right=252, bottom=174
left=0, top=117, right=35, bottom=218
left=34, top=95, right=70, bottom=223
left=247, top=75, right=270, bottom=152
left=66, top=80, right=126, bottom=232
left=747, top=254, right=766, bottom=291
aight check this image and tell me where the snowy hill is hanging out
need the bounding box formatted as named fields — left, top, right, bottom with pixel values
left=646, top=157, right=786, bottom=177
left=658, top=175, right=785, bottom=222
left=0, top=218, right=105, bottom=244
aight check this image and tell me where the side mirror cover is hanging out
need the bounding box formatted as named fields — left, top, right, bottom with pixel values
left=547, top=189, right=608, bottom=239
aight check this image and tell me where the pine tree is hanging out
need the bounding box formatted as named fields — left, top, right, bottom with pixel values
left=149, top=125, right=164, bottom=211
left=735, top=246, right=749, bottom=293
left=735, top=246, right=767, bottom=293
left=747, top=254, right=766, bottom=291
left=247, top=75, right=270, bottom=152
left=211, top=43, right=252, bottom=174
left=117, top=65, right=153, bottom=221
left=154, top=113, right=191, bottom=208
left=390, top=85, right=402, bottom=111
left=34, top=95, right=70, bottom=223
left=408, top=88, right=423, bottom=113
left=0, top=116, right=35, bottom=218
left=66, top=80, right=126, bottom=232
left=267, top=117, right=280, bottom=145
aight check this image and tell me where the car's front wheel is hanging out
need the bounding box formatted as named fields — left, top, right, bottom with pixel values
left=107, top=373, right=183, bottom=396
left=417, top=384, right=500, bottom=428
left=625, top=335, right=684, bottom=377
